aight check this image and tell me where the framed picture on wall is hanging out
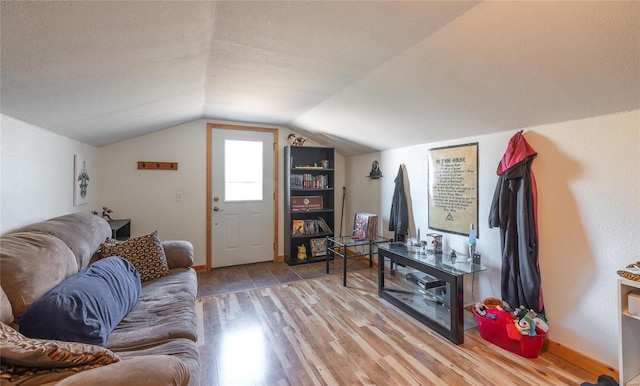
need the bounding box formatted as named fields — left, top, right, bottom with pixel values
left=74, top=154, right=90, bottom=206
left=427, top=143, right=478, bottom=236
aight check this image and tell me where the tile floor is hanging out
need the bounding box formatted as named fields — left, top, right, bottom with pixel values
left=197, top=256, right=373, bottom=297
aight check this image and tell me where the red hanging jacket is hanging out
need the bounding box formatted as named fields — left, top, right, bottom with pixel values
left=489, top=132, right=544, bottom=315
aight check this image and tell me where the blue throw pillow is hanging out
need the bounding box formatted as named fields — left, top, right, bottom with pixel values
left=20, top=256, right=141, bottom=346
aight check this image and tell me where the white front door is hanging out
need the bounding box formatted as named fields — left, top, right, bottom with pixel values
left=211, top=128, right=275, bottom=268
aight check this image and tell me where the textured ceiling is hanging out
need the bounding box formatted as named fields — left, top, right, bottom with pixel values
left=1, top=1, right=639, bottom=155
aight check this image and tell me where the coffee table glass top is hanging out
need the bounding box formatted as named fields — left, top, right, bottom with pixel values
left=379, top=242, right=486, bottom=276
left=327, top=236, right=390, bottom=248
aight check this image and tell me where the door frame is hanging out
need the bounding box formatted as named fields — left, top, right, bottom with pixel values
left=206, top=123, right=279, bottom=271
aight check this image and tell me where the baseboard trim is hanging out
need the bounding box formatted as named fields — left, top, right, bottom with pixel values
left=195, top=256, right=284, bottom=271
left=193, top=265, right=207, bottom=272
left=543, top=339, right=618, bottom=381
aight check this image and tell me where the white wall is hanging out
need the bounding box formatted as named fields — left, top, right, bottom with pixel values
left=0, top=114, right=99, bottom=233
left=96, top=119, right=208, bottom=265
left=97, top=119, right=344, bottom=267
left=346, top=110, right=640, bottom=368
left=344, top=153, right=383, bottom=235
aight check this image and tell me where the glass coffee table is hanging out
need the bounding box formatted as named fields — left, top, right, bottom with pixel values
left=326, top=236, right=390, bottom=286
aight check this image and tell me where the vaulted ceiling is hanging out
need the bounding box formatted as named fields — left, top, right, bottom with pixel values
left=1, top=1, right=638, bottom=156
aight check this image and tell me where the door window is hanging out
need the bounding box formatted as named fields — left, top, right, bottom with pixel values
left=224, top=139, right=263, bottom=202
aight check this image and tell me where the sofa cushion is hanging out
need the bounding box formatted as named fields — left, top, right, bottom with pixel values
left=0, top=232, right=78, bottom=317
left=55, top=355, right=190, bottom=386
left=106, top=269, right=198, bottom=350
left=0, top=321, right=120, bottom=385
left=0, top=287, right=13, bottom=325
left=17, top=212, right=112, bottom=270
left=101, top=231, right=170, bottom=282
left=163, top=240, right=195, bottom=269
left=116, top=339, right=198, bottom=386
left=20, top=257, right=141, bottom=346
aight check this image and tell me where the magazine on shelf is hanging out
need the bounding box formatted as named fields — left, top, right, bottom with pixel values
left=317, top=217, right=332, bottom=233
left=310, top=238, right=328, bottom=257
left=352, top=213, right=378, bottom=241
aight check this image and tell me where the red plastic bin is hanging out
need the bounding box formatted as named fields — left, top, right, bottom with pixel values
left=473, top=309, right=547, bottom=358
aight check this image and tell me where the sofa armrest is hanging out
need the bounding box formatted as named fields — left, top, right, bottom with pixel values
left=55, top=355, right=190, bottom=386
left=162, top=240, right=194, bottom=269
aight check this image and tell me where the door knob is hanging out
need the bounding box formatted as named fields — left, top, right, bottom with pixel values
left=213, top=206, right=223, bottom=212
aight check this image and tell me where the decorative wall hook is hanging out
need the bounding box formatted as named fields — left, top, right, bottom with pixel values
left=137, top=161, right=178, bottom=170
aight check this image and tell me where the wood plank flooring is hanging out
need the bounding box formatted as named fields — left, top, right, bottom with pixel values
left=197, top=261, right=598, bottom=385
left=197, top=259, right=349, bottom=298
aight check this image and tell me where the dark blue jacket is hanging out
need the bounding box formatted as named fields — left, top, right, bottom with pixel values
left=389, top=165, right=409, bottom=242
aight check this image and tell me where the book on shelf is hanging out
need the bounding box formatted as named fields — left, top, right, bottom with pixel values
left=292, top=220, right=305, bottom=236
left=310, top=238, right=328, bottom=257
left=352, top=213, right=378, bottom=241
left=290, top=174, right=329, bottom=189
left=290, top=174, right=303, bottom=189
left=292, top=218, right=332, bottom=236
left=304, top=219, right=319, bottom=235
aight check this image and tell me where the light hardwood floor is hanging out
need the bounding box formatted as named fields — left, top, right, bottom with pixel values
left=197, top=263, right=597, bottom=385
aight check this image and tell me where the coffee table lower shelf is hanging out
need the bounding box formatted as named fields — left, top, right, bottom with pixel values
left=378, top=243, right=486, bottom=345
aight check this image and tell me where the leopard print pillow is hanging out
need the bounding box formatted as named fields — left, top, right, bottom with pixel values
left=0, top=322, right=120, bottom=382
left=101, top=231, right=169, bottom=282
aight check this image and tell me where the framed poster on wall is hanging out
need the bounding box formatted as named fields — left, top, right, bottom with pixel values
left=74, top=154, right=90, bottom=206
left=427, top=143, right=478, bottom=237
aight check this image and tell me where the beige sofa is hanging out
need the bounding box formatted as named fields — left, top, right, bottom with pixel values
left=0, top=213, right=199, bottom=386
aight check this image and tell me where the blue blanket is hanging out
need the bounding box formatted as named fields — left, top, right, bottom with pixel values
left=20, top=256, right=141, bottom=346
